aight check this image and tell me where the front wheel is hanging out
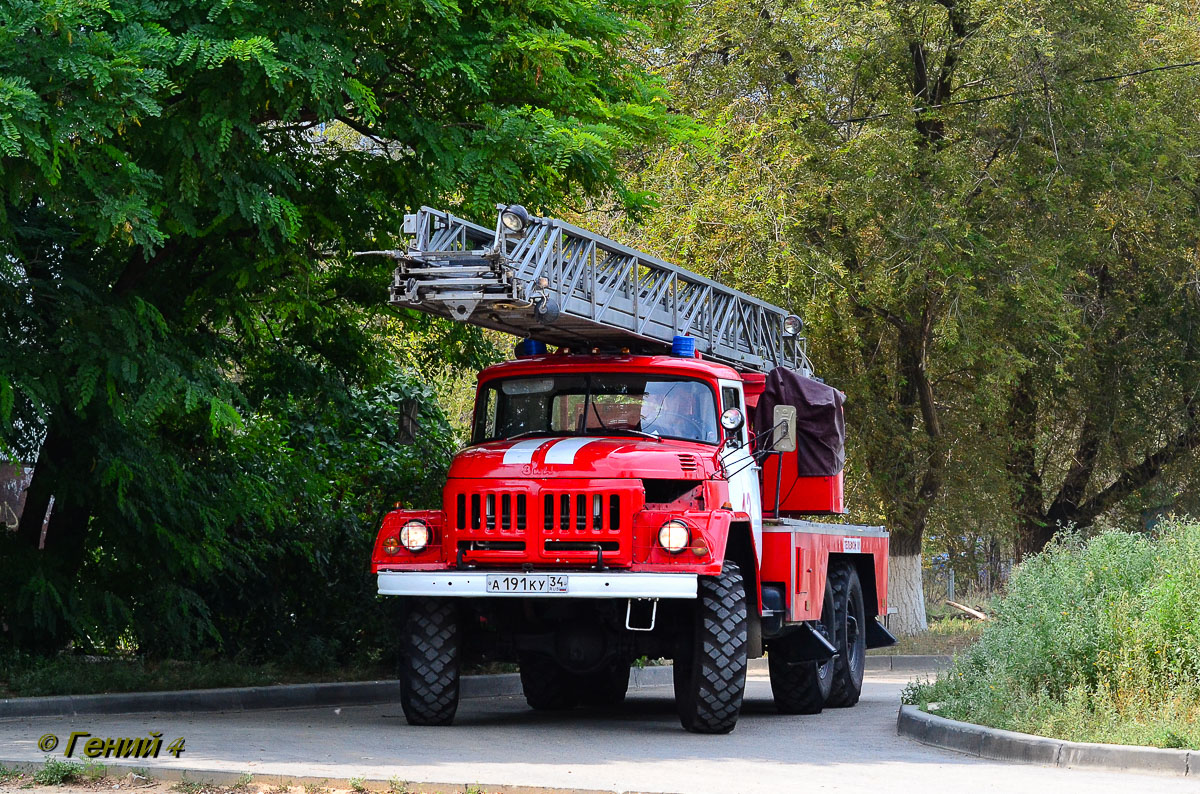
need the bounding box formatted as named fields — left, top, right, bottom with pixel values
left=399, top=597, right=461, bottom=726
left=826, top=562, right=866, bottom=707
left=674, top=562, right=749, bottom=734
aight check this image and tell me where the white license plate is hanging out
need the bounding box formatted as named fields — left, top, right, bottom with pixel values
left=486, top=574, right=569, bottom=594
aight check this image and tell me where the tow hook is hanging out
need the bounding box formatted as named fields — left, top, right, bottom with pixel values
left=593, top=544, right=607, bottom=571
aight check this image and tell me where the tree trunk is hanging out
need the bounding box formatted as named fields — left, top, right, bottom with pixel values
left=1006, top=371, right=1054, bottom=560
left=888, top=554, right=927, bottom=637
left=15, top=422, right=93, bottom=570
left=887, top=531, right=927, bottom=637
left=16, top=426, right=68, bottom=549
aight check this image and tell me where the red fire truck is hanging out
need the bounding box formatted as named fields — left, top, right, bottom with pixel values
left=366, top=206, right=895, bottom=733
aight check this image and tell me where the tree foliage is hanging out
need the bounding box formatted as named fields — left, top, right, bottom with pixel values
left=603, top=0, right=1200, bottom=632
left=0, top=0, right=688, bottom=655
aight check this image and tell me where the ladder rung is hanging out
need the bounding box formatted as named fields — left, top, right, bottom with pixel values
left=406, top=277, right=505, bottom=286
left=402, top=266, right=494, bottom=275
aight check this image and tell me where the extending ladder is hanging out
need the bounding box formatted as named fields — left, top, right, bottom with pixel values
left=361, top=205, right=809, bottom=374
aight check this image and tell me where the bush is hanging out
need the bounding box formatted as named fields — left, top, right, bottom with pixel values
left=0, top=367, right=455, bottom=670
left=907, top=519, right=1200, bottom=749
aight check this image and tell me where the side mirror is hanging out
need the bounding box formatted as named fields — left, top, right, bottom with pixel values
left=772, top=405, right=797, bottom=453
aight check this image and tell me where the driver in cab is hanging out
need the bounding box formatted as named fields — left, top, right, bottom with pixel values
left=639, top=383, right=718, bottom=443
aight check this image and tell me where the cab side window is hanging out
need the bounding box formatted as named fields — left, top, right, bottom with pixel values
left=721, top=385, right=746, bottom=443
left=474, top=386, right=498, bottom=443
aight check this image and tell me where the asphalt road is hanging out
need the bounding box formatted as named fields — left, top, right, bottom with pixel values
left=0, top=667, right=1191, bottom=793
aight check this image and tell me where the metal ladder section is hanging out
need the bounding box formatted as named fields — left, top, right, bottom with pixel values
left=377, top=206, right=810, bottom=374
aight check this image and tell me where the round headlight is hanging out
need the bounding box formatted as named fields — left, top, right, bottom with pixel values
left=500, top=204, right=532, bottom=234
left=720, top=407, right=745, bottom=432
left=400, top=520, right=430, bottom=552
left=783, top=314, right=804, bottom=337
left=658, top=519, right=690, bottom=554
left=382, top=536, right=401, bottom=555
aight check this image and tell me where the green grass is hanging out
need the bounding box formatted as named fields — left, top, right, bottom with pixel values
left=0, top=764, right=22, bottom=784
left=906, top=519, right=1200, bottom=749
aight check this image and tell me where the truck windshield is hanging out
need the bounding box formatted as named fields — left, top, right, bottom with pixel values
left=473, top=374, right=719, bottom=445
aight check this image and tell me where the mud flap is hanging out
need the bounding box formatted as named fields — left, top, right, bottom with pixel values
left=865, top=617, right=898, bottom=649
left=777, top=621, right=838, bottom=663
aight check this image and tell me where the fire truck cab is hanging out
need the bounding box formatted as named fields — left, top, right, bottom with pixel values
left=372, top=348, right=894, bottom=733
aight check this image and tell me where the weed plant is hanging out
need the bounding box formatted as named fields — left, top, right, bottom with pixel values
left=907, top=519, right=1200, bottom=748
left=33, top=758, right=83, bottom=785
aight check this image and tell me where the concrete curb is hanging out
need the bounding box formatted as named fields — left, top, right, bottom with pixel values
left=0, top=760, right=677, bottom=794
left=864, top=654, right=951, bottom=672
left=0, top=654, right=936, bottom=720
left=897, top=704, right=1194, bottom=777
left=0, top=665, right=683, bottom=720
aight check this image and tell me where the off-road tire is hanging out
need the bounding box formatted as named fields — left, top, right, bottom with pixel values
left=576, top=659, right=631, bottom=708
left=826, top=562, right=866, bottom=708
left=399, top=597, right=460, bottom=726
left=673, top=561, right=749, bottom=734
left=519, top=655, right=579, bottom=711
left=768, top=577, right=835, bottom=714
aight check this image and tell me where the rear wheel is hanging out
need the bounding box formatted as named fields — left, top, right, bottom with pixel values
left=674, top=562, right=749, bottom=734
left=519, top=655, right=579, bottom=711
left=826, top=562, right=866, bottom=707
left=399, top=597, right=460, bottom=726
left=768, top=577, right=835, bottom=714
left=577, top=658, right=631, bottom=708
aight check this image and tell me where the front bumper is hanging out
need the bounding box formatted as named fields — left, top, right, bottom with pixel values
left=376, top=570, right=698, bottom=599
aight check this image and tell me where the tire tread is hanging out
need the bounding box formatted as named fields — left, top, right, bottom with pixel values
left=676, top=562, right=749, bottom=733
left=400, top=597, right=460, bottom=725
left=826, top=563, right=866, bottom=708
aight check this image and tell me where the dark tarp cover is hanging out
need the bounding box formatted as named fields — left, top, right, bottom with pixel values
left=753, top=367, right=845, bottom=476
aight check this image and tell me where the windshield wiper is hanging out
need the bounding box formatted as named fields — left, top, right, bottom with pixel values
left=505, top=429, right=557, bottom=441
left=584, top=425, right=661, bottom=441
left=605, top=428, right=662, bottom=441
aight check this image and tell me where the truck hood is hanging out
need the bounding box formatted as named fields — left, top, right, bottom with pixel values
left=449, top=436, right=716, bottom=480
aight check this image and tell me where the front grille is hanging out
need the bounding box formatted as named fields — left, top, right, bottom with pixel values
left=448, top=480, right=641, bottom=565
left=542, top=492, right=622, bottom=531
left=456, top=492, right=527, bottom=532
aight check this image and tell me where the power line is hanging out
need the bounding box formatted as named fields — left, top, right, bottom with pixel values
left=830, top=58, right=1200, bottom=125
